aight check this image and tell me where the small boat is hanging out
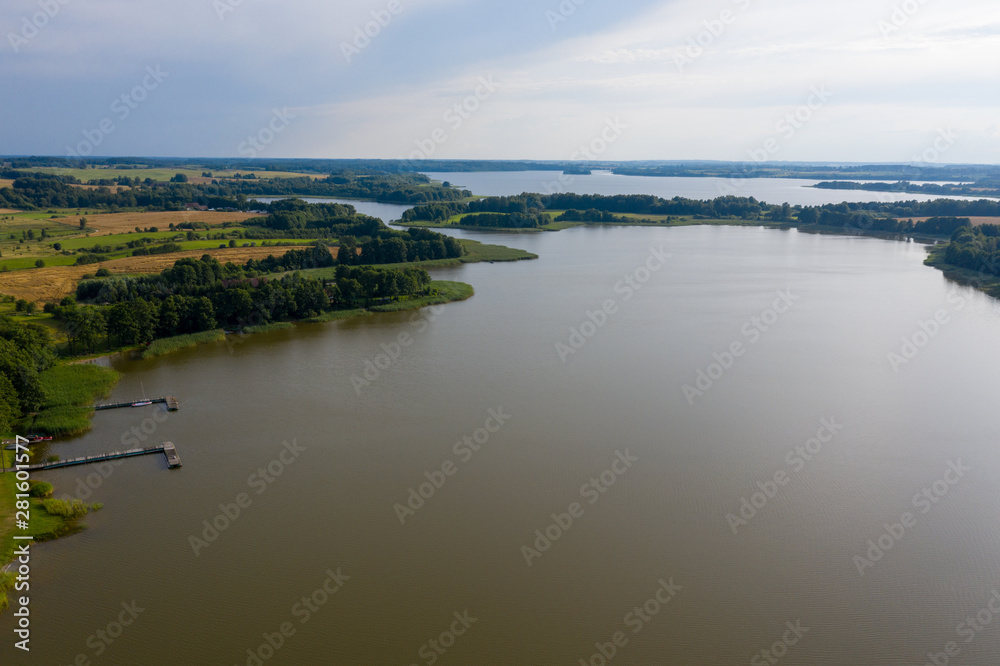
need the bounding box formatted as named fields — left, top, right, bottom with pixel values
left=131, top=401, right=153, bottom=407
left=24, top=434, right=53, bottom=443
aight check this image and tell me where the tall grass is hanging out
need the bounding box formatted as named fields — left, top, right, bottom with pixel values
left=0, top=572, right=14, bottom=613
left=23, top=363, right=122, bottom=436
left=237, top=322, right=294, bottom=334
left=38, top=364, right=121, bottom=407
left=369, top=281, right=473, bottom=312
left=306, top=308, right=371, bottom=323
left=458, top=240, right=537, bottom=263
left=141, top=329, right=226, bottom=358
left=26, top=405, right=96, bottom=437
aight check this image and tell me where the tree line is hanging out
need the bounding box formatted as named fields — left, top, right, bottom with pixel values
left=0, top=316, right=54, bottom=432
left=55, top=252, right=434, bottom=354
left=0, top=169, right=467, bottom=211
left=400, top=192, right=1000, bottom=233
left=942, top=224, right=1000, bottom=277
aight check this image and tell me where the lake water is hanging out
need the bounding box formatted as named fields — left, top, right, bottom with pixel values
left=5, top=221, right=1000, bottom=664
left=423, top=170, right=981, bottom=206
left=252, top=197, right=414, bottom=223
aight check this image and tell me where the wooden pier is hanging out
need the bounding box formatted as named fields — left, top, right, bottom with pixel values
left=94, top=396, right=179, bottom=411
left=24, top=442, right=182, bottom=471
left=162, top=441, right=181, bottom=468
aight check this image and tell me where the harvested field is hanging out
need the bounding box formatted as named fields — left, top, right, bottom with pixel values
left=70, top=184, right=131, bottom=193
left=50, top=210, right=264, bottom=236
left=907, top=216, right=1000, bottom=227
left=0, top=246, right=317, bottom=303
left=0, top=179, right=14, bottom=189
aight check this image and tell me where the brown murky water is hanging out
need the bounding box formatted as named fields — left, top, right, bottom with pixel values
left=5, top=225, right=1000, bottom=665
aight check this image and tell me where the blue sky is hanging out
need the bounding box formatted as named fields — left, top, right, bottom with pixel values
left=1, top=0, right=998, bottom=162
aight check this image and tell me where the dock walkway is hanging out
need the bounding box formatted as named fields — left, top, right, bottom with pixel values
left=94, top=396, right=179, bottom=411
left=24, top=442, right=182, bottom=471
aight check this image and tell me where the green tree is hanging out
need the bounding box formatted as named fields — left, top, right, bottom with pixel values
left=187, top=297, right=217, bottom=332
left=0, top=373, right=21, bottom=433
left=65, top=306, right=106, bottom=354
left=157, top=297, right=181, bottom=337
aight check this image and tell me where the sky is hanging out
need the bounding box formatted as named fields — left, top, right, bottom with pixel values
left=1, top=0, right=998, bottom=163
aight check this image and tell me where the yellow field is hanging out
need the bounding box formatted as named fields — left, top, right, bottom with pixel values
left=0, top=179, right=14, bottom=189
left=51, top=210, right=263, bottom=236
left=906, top=216, right=1000, bottom=227
left=0, top=246, right=314, bottom=303
left=69, top=183, right=131, bottom=193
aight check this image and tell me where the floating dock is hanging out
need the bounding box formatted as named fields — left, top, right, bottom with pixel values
left=94, top=396, right=179, bottom=411
left=24, top=442, right=182, bottom=471
left=162, top=441, right=181, bottom=468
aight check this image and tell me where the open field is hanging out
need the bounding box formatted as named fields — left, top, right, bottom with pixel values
left=49, top=210, right=263, bottom=236
left=0, top=179, right=14, bottom=189
left=70, top=184, right=131, bottom=193
left=907, top=216, right=1000, bottom=227
left=31, top=167, right=325, bottom=184
left=0, top=245, right=312, bottom=303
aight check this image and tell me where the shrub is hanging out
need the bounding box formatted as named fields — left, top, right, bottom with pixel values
left=41, top=498, right=91, bottom=519
left=29, top=480, right=54, bottom=498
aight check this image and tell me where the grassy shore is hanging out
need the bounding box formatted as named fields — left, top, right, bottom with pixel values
left=134, top=280, right=474, bottom=359
left=924, top=244, right=1000, bottom=298
left=369, top=281, right=473, bottom=312
left=141, top=329, right=227, bottom=358
left=1, top=446, right=101, bottom=613
left=24, top=364, right=122, bottom=437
